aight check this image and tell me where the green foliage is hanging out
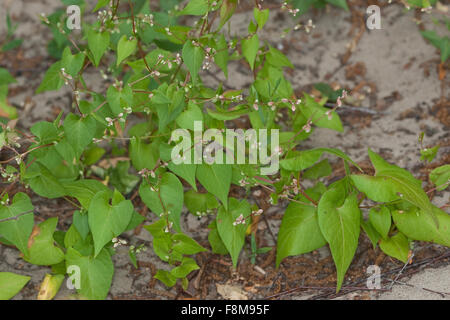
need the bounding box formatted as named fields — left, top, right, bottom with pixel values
left=88, top=190, right=133, bottom=257
left=139, top=172, right=184, bottom=231
left=65, top=247, right=114, bottom=300
left=318, top=186, right=360, bottom=292
left=392, top=206, right=450, bottom=247
left=0, top=272, right=30, bottom=300
left=421, top=30, right=449, bottom=63
left=420, top=144, right=440, bottom=162
left=351, top=149, right=436, bottom=222
left=1, top=12, right=23, bottom=52
left=379, top=233, right=411, bottom=263
left=430, top=165, right=450, bottom=191
left=216, top=198, right=251, bottom=267
left=276, top=201, right=326, bottom=267
left=0, top=68, right=18, bottom=119
left=196, top=163, right=232, bottom=209
left=144, top=219, right=205, bottom=288
left=241, top=34, right=259, bottom=70
left=24, top=218, right=65, bottom=266
left=182, top=41, right=205, bottom=83
left=290, top=0, right=348, bottom=14
left=0, top=193, right=34, bottom=256
left=117, top=36, right=137, bottom=66
left=369, top=206, right=391, bottom=240
left=36, top=61, right=65, bottom=94
left=0, top=0, right=448, bottom=300
left=87, top=29, right=110, bottom=67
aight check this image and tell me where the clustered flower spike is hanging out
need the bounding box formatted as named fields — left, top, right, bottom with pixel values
left=130, top=244, right=147, bottom=254
left=105, top=117, right=114, bottom=126
left=275, top=145, right=283, bottom=156
left=98, top=10, right=113, bottom=23
left=239, top=177, right=250, bottom=187
left=291, top=179, right=299, bottom=195
left=291, top=99, right=301, bottom=112
left=174, top=53, right=182, bottom=65
left=164, top=222, right=173, bottom=233
left=40, top=13, right=50, bottom=24
left=303, top=120, right=312, bottom=133
left=336, top=89, right=348, bottom=108
left=0, top=167, right=16, bottom=183
left=252, top=209, right=263, bottom=216
left=112, top=237, right=127, bottom=248
left=124, top=107, right=132, bottom=114
left=142, top=13, right=154, bottom=26
left=0, top=197, right=10, bottom=206
left=294, top=19, right=315, bottom=33
left=282, top=2, right=299, bottom=16
left=305, top=19, right=315, bottom=33
left=138, top=168, right=156, bottom=179
left=233, top=214, right=246, bottom=226
left=202, top=47, right=215, bottom=70
left=253, top=99, right=259, bottom=111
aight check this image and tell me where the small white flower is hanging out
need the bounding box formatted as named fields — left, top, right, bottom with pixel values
left=233, top=214, right=246, bottom=226
left=303, top=121, right=312, bottom=133
left=174, top=53, right=182, bottom=65
left=105, top=117, right=114, bottom=126
left=253, top=209, right=263, bottom=216
left=275, top=146, right=283, bottom=155
left=239, top=178, right=249, bottom=187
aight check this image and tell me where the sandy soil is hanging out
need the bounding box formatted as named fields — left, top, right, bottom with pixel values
left=0, top=0, right=449, bottom=300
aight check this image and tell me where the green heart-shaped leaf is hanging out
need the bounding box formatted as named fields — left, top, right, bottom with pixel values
left=216, top=198, right=250, bottom=267
left=88, top=190, right=133, bottom=257
left=318, top=187, right=360, bottom=292
left=65, top=247, right=114, bottom=300
left=0, top=193, right=34, bottom=256
left=24, top=218, right=65, bottom=265
left=116, top=35, right=137, bottom=66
